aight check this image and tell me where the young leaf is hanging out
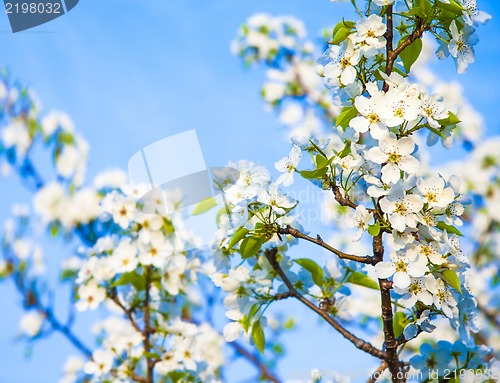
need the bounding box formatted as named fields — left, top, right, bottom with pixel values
left=113, top=271, right=146, bottom=291
left=347, top=271, right=380, bottom=290
left=436, top=221, right=464, bottom=237
left=368, top=222, right=381, bottom=237
left=336, top=105, right=358, bottom=129
left=192, top=197, right=217, bottom=216
left=244, top=303, right=260, bottom=332
left=399, top=37, right=423, bottom=73
left=437, top=111, right=461, bottom=126
left=227, top=227, right=250, bottom=250
left=442, top=270, right=462, bottom=293
left=393, top=312, right=409, bottom=338
left=295, top=258, right=324, bottom=287
left=330, top=20, right=355, bottom=45
left=240, top=236, right=265, bottom=259
left=252, top=319, right=266, bottom=354
left=300, top=167, right=328, bottom=180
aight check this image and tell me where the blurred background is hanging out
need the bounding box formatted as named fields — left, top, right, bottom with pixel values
left=0, top=1, right=499, bottom=382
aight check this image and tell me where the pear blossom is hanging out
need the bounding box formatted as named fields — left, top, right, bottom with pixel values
left=19, top=311, right=44, bottom=337
left=223, top=310, right=245, bottom=342
left=110, top=239, right=138, bottom=273
left=408, top=241, right=446, bottom=265
left=393, top=276, right=433, bottom=308
left=1, top=122, right=31, bottom=156
left=346, top=205, right=373, bottom=241
left=448, top=21, right=479, bottom=74
left=351, top=14, right=386, bottom=58
left=375, top=250, right=428, bottom=289
left=460, top=0, right=492, bottom=26
left=257, top=184, right=296, bottom=215
left=419, top=93, right=449, bottom=129
left=350, top=91, right=391, bottom=139
left=426, top=276, right=458, bottom=317
left=83, top=349, right=114, bottom=377
left=417, top=176, right=456, bottom=208
left=379, top=184, right=424, bottom=231
left=373, top=0, right=394, bottom=5
left=275, top=145, right=302, bottom=186
left=76, top=280, right=106, bottom=311
left=367, top=136, right=419, bottom=184
left=323, top=40, right=360, bottom=86
left=384, top=91, right=421, bottom=127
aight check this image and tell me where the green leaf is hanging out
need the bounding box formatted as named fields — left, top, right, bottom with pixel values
left=60, top=269, right=77, bottom=281
left=299, top=167, right=328, bottom=180
left=192, top=197, right=217, bottom=216
left=240, top=236, right=265, bottom=259
left=442, top=270, right=462, bottom=293
left=244, top=303, right=260, bottom=332
left=338, top=142, right=351, bottom=159
left=393, top=312, right=409, bottom=338
left=252, top=319, right=266, bottom=354
left=336, top=105, right=358, bottom=130
left=435, top=0, right=464, bottom=15
left=436, top=221, right=464, bottom=237
left=295, top=258, right=324, bottom=287
left=368, top=222, right=380, bottom=237
left=437, top=111, right=461, bottom=126
left=227, top=227, right=250, bottom=250
left=399, top=37, right=423, bottom=73
left=143, top=352, right=161, bottom=360
left=316, top=154, right=329, bottom=168
left=113, top=271, right=146, bottom=291
left=330, top=20, right=355, bottom=45
left=347, top=271, right=380, bottom=290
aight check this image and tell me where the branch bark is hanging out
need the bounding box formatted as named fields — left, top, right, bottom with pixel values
left=265, top=249, right=386, bottom=360
left=278, top=225, right=376, bottom=265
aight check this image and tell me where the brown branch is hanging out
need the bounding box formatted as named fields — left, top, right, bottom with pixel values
left=373, top=232, right=404, bottom=382
left=278, top=225, right=376, bottom=265
left=367, top=361, right=388, bottom=383
left=109, top=289, right=142, bottom=334
left=264, top=249, right=386, bottom=360
left=333, top=185, right=359, bottom=209
left=382, top=5, right=429, bottom=92
left=144, top=267, right=154, bottom=383
left=230, top=341, right=283, bottom=383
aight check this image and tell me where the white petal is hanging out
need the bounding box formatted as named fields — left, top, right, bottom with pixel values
left=375, top=262, right=395, bottom=279
left=393, top=272, right=411, bottom=289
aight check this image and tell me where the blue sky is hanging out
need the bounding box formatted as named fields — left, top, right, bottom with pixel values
left=0, top=1, right=499, bottom=382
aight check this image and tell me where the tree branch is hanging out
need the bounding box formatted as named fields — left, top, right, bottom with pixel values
left=264, top=249, right=386, bottom=360
left=367, top=361, right=388, bottom=383
left=143, top=267, right=154, bottom=383
left=372, top=233, right=404, bottom=382
left=333, top=185, right=359, bottom=209
left=230, top=341, right=283, bottom=383
left=278, top=225, right=376, bottom=265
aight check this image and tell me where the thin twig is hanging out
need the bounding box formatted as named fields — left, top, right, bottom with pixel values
left=230, top=341, right=283, bottom=383
left=367, top=361, right=388, bottom=383
left=278, top=225, right=376, bottom=265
